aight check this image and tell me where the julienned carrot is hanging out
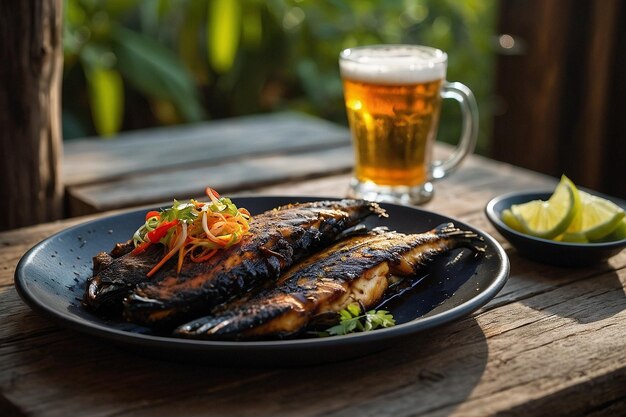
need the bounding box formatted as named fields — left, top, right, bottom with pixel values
left=147, top=223, right=188, bottom=278
left=132, top=187, right=251, bottom=277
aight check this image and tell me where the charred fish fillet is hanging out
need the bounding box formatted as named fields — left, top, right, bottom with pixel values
left=121, top=199, right=386, bottom=326
left=83, top=240, right=164, bottom=314
left=174, top=223, right=484, bottom=340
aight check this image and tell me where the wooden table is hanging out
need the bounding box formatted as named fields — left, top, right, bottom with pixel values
left=2, top=113, right=625, bottom=416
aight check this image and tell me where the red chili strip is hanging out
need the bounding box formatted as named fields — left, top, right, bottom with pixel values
left=145, top=210, right=161, bottom=221
left=131, top=241, right=151, bottom=256
left=146, top=220, right=178, bottom=243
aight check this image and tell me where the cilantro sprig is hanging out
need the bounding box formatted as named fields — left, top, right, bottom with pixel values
left=324, top=303, right=395, bottom=336
left=159, top=200, right=198, bottom=224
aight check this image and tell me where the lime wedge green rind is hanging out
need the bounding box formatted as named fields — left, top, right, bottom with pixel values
left=510, top=176, right=580, bottom=239
left=567, top=190, right=625, bottom=241
left=591, top=217, right=626, bottom=242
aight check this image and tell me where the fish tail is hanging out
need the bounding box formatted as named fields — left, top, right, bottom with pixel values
left=434, top=222, right=486, bottom=253
left=174, top=313, right=241, bottom=340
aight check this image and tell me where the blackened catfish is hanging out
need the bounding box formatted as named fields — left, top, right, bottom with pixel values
left=174, top=223, right=484, bottom=340
left=123, top=199, right=386, bottom=326
left=83, top=241, right=164, bottom=314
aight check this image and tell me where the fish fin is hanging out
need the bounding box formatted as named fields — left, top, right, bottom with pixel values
left=434, top=223, right=486, bottom=254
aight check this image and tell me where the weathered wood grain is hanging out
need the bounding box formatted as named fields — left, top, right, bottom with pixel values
left=2, top=166, right=626, bottom=417
left=64, top=112, right=356, bottom=216
left=0, top=0, right=64, bottom=230
left=65, top=122, right=555, bottom=218
left=62, top=112, right=351, bottom=187
left=67, top=145, right=354, bottom=215
left=1, top=260, right=624, bottom=417
left=492, top=0, right=626, bottom=200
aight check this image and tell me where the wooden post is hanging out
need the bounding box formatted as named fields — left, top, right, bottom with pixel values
left=491, top=0, right=625, bottom=199
left=0, top=0, right=64, bottom=231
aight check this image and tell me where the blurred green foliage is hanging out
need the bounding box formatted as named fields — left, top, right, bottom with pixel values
left=63, top=0, right=496, bottom=153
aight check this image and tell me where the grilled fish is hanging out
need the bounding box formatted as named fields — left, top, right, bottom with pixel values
left=83, top=241, right=165, bottom=314
left=122, top=199, right=386, bottom=326
left=174, top=223, right=484, bottom=340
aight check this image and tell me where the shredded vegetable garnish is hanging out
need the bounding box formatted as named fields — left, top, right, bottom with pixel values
left=131, top=187, right=251, bottom=277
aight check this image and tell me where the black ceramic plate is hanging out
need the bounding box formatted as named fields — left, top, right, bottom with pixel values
left=15, top=196, right=509, bottom=366
left=486, top=191, right=626, bottom=267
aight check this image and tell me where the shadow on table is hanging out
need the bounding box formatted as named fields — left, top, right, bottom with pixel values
left=509, top=254, right=626, bottom=324
left=490, top=368, right=626, bottom=417
left=5, top=295, right=488, bottom=417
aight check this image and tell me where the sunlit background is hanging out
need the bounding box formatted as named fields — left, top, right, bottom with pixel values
left=62, top=0, right=496, bottom=154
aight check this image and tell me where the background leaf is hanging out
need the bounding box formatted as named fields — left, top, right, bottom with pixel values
left=85, top=67, right=124, bottom=137
left=113, top=27, right=204, bottom=122
left=207, top=0, right=242, bottom=73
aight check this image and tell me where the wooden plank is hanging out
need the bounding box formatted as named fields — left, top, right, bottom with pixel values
left=492, top=0, right=626, bottom=200
left=601, top=2, right=626, bottom=200
left=572, top=0, right=619, bottom=190
left=1, top=221, right=625, bottom=416
left=4, top=152, right=626, bottom=416
left=62, top=112, right=351, bottom=186
left=66, top=145, right=354, bottom=215
left=66, top=142, right=554, bottom=217
left=492, top=0, right=572, bottom=176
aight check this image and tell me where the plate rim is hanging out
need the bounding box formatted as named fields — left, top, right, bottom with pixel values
left=15, top=196, right=510, bottom=352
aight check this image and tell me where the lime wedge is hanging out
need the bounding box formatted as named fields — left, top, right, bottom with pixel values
left=510, top=176, right=580, bottom=239
left=564, top=191, right=625, bottom=241
left=501, top=208, right=524, bottom=232
left=556, top=231, right=588, bottom=243
left=597, top=218, right=626, bottom=242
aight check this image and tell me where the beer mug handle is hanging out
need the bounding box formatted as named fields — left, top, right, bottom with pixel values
left=431, top=82, right=479, bottom=180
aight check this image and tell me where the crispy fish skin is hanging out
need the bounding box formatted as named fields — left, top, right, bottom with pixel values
left=174, top=223, right=484, bottom=340
left=122, top=199, right=386, bottom=326
left=83, top=241, right=164, bottom=314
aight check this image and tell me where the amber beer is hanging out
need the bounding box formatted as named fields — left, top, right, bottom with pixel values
left=342, top=77, right=443, bottom=186
left=340, top=45, right=477, bottom=205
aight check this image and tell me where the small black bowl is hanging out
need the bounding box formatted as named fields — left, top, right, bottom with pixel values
left=485, top=191, right=626, bottom=267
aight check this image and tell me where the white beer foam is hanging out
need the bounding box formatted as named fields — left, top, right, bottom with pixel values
left=340, top=45, right=447, bottom=84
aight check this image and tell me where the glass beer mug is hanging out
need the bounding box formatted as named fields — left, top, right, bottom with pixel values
left=340, top=45, right=478, bottom=205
